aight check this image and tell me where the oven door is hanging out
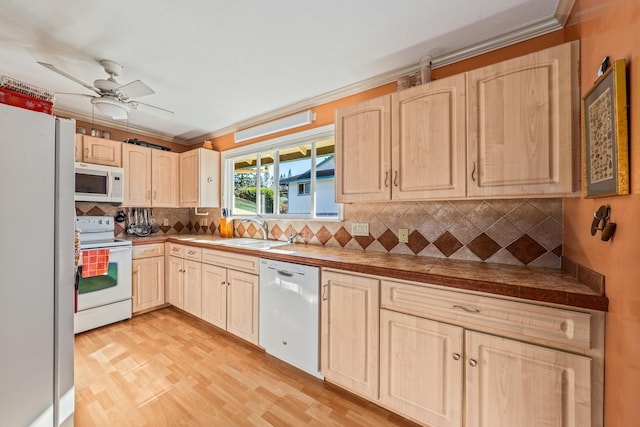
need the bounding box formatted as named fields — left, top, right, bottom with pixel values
left=77, top=246, right=132, bottom=311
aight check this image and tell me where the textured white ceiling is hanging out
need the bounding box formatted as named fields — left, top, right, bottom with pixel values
left=0, top=0, right=568, bottom=143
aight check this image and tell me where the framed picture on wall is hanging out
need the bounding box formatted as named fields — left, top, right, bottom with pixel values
left=582, top=58, right=629, bottom=198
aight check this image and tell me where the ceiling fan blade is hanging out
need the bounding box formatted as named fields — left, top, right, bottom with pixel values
left=133, top=101, right=174, bottom=118
left=118, top=79, right=154, bottom=99
left=54, top=92, right=96, bottom=98
left=37, top=62, right=100, bottom=94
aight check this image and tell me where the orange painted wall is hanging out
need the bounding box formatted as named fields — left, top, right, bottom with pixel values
left=210, top=4, right=638, bottom=424
left=562, top=0, right=640, bottom=426
left=210, top=32, right=568, bottom=152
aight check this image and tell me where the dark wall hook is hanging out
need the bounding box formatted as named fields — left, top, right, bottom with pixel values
left=591, top=205, right=616, bottom=241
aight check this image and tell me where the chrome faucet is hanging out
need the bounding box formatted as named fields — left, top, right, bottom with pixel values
left=242, top=215, right=269, bottom=240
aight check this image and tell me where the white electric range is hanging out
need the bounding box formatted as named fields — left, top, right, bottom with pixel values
left=75, top=216, right=132, bottom=334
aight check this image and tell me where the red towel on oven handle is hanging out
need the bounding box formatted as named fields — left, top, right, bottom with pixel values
left=81, top=248, right=110, bottom=278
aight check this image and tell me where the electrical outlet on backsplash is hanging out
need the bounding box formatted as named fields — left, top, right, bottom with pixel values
left=76, top=198, right=563, bottom=268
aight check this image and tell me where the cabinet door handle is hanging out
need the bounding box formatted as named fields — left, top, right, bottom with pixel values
left=384, top=171, right=390, bottom=188
left=469, top=359, right=478, bottom=367
left=85, top=147, right=89, bottom=158
left=322, top=284, right=329, bottom=301
left=453, top=304, right=480, bottom=314
left=452, top=353, right=461, bottom=361
left=393, top=170, right=399, bottom=187
left=471, top=161, right=477, bottom=182
left=153, top=190, right=157, bottom=200
left=221, top=281, right=226, bottom=286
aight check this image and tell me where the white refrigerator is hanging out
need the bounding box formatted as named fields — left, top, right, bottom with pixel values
left=0, top=102, right=75, bottom=426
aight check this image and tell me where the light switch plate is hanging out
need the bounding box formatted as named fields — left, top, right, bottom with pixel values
left=399, top=228, right=409, bottom=243
left=351, top=222, right=369, bottom=236
left=163, top=218, right=170, bottom=226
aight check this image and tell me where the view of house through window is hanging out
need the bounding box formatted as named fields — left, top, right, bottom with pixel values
left=230, top=132, right=339, bottom=219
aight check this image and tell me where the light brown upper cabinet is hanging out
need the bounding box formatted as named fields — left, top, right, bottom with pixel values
left=466, top=41, right=579, bottom=197
left=335, top=96, right=391, bottom=202
left=336, top=74, right=467, bottom=202
left=179, top=148, right=220, bottom=208
left=392, top=73, right=467, bottom=200
left=74, top=134, right=83, bottom=162
left=335, top=41, right=579, bottom=202
left=122, top=144, right=179, bottom=207
left=76, top=134, right=122, bottom=167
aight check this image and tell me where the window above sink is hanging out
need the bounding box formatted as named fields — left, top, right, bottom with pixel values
left=221, top=125, right=343, bottom=221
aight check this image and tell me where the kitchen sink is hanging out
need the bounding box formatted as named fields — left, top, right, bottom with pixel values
left=193, top=238, right=290, bottom=250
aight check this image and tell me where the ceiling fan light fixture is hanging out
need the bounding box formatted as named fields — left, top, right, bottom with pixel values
left=91, top=97, right=129, bottom=120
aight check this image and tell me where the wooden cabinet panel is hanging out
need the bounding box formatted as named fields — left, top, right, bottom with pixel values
left=467, top=42, right=578, bottom=197
left=132, top=256, right=164, bottom=313
left=122, top=144, right=152, bottom=206
left=166, top=256, right=184, bottom=309
left=81, top=135, right=122, bottom=166
left=179, top=148, right=220, bottom=208
left=226, top=269, right=259, bottom=345
left=381, top=279, right=592, bottom=351
left=132, top=243, right=164, bottom=259
left=201, top=264, right=227, bottom=329
left=202, top=248, right=260, bottom=274
left=179, top=150, right=199, bottom=206
left=183, top=246, right=202, bottom=262
left=75, top=134, right=83, bottom=162
left=380, top=310, right=463, bottom=427
left=465, top=331, right=591, bottom=427
left=335, top=96, right=391, bottom=202
left=320, top=270, right=379, bottom=400
left=151, top=150, right=179, bottom=207
left=392, top=74, right=467, bottom=200
left=182, top=259, right=202, bottom=317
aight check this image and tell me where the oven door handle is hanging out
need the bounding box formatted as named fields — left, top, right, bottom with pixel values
left=81, top=246, right=131, bottom=254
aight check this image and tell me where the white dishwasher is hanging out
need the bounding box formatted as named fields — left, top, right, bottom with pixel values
left=259, top=259, right=321, bottom=378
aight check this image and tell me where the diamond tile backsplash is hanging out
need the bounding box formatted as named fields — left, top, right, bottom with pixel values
left=76, top=198, right=563, bottom=268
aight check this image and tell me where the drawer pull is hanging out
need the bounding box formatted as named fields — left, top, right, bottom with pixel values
left=469, top=359, right=478, bottom=367
left=453, top=304, right=480, bottom=314
left=188, top=250, right=195, bottom=255
left=452, top=353, right=461, bottom=361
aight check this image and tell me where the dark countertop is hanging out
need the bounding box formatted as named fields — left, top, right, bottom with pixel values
left=122, top=234, right=608, bottom=311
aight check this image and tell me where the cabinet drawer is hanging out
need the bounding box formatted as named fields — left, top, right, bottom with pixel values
left=381, top=280, right=592, bottom=351
left=167, top=243, right=185, bottom=257
left=184, top=246, right=202, bottom=262
left=202, top=249, right=259, bottom=274
left=132, top=243, right=165, bottom=259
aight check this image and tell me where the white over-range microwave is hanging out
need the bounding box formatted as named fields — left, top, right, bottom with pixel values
left=74, top=162, right=124, bottom=203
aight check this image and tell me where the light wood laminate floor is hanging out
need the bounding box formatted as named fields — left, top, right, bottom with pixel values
left=75, top=307, right=418, bottom=426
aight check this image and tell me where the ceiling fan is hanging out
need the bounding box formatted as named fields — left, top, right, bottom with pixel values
left=38, top=59, right=173, bottom=120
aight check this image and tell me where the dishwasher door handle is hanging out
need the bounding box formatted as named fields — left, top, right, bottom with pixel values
left=267, top=266, right=300, bottom=277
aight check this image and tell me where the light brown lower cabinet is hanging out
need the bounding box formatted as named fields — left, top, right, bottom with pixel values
left=165, top=244, right=202, bottom=315
left=322, top=269, right=604, bottom=427
left=465, top=331, right=591, bottom=427
left=380, top=309, right=463, bottom=427
left=201, top=263, right=259, bottom=345
left=320, top=270, right=380, bottom=400
left=131, top=243, right=165, bottom=313
left=166, top=255, right=184, bottom=309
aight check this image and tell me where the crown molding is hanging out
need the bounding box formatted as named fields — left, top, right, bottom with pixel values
left=52, top=107, right=188, bottom=144
left=56, top=3, right=575, bottom=147
left=189, top=11, right=570, bottom=145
